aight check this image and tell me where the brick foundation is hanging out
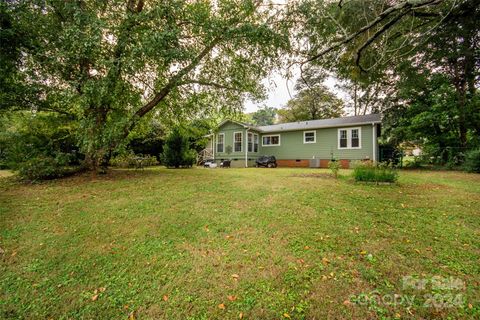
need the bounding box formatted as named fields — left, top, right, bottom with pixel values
left=276, top=159, right=310, bottom=167
left=319, top=159, right=330, bottom=168
left=276, top=159, right=351, bottom=168
left=339, top=159, right=350, bottom=168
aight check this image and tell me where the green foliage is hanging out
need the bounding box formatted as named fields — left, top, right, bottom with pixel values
left=2, top=0, right=290, bottom=171
left=161, top=127, right=196, bottom=168
left=327, top=160, right=341, bottom=178
left=353, top=161, right=398, bottom=183
left=278, top=84, right=344, bottom=122
left=251, top=106, right=276, bottom=125
left=464, top=149, right=480, bottom=173
left=16, top=154, right=75, bottom=181
left=0, top=112, right=82, bottom=179
left=110, top=152, right=158, bottom=169
left=403, top=156, right=423, bottom=169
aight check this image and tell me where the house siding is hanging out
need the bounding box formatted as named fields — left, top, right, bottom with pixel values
left=210, top=120, right=378, bottom=168
left=214, top=121, right=261, bottom=166
left=260, top=125, right=376, bottom=167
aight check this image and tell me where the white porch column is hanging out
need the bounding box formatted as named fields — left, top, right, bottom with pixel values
left=372, top=123, right=377, bottom=162
left=245, top=129, right=249, bottom=167
left=212, top=133, right=215, bottom=160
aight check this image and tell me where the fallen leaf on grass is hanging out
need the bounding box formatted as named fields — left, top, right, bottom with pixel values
left=228, top=295, right=237, bottom=301
left=360, top=250, right=367, bottom=255
left=239, top=312, right=244, bottom=319
left=322, top=257, right=330, bottom=265
left=218, top=303, right=225, bottom=310
left=283, top=313, right=291, bottom=318
left=343, top=300, right=351, bottom=306
left=91, top=294, right=99, bottom=301
left=163, top=295, right=168, bottom=301
left=231, top=274, right=239, bottom=280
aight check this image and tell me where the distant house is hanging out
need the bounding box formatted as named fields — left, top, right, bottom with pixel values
left=202, top=114, right=381, bottom=168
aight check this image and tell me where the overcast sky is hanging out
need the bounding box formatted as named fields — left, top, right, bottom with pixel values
left=244, top=69, right=346, bottom=113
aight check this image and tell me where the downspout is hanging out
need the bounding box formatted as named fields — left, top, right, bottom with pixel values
left=372, top=123, right=377, bottom=162
left=212, top=132, right=215, bottom=161
left=245, top=128, right=249, bottom=168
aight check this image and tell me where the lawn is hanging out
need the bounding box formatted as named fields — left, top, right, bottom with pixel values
left=1, top=168, right=479, bottom=319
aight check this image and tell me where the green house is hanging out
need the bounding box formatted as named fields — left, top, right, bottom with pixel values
left=203, top=114, right=381, bottom=168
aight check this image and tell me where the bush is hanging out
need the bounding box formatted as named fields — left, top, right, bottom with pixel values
left=404, top=156, right=422, bottom=169
left=464, top=149, right=480, bottom=173
left=328, top=160, right=341, bottom=178
left=16, top=154, right=75, bottom=181
left=353, top=161, right=398, bottom=183
left=162, top=127, right=196, bottom=168
left=110, top=152, right=158, bottom=168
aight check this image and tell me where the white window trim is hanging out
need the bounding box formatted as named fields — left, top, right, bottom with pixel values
left=233, top=131, right=243, bottom=152
left=216, top=133, right=225, bottom=153
left=338, top=127, right=362, bottom=149
left=303, top=130, right=316, bottom=144
left=262, top=134, right=281, bottom=147
left=247, top=132, right=258, bottom=153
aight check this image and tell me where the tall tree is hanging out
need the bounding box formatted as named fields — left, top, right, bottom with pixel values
left=278, top=84, right=344, bottom=122
left=4, top=0, right=289, bottom=172
left=251, top=106, right=277, bottom=125
left=295, top=0, right=479, bottom=153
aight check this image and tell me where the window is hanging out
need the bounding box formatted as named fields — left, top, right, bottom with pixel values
left=262, top=134, right=280, bottom=146
left=248, top=132, right=253, bottom=152
left=216, top=133, right=224, bottom=153
left=351, top=129, right=359, bottom=148
left=338, top=127, right=361, bottom=149
left=248, top=133, right=259, bottom=152
left=234, top=132, right=242, bottom=152
left=303, top=130, right=316, bottom=143
left=339, top=130, right=348, bottom=148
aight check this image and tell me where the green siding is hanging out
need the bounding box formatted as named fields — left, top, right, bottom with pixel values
left=214, top=121, right=261, bottom=161
left=211, top=121, right=378, bottom=163
left=259, top=125, right=376, bottom=160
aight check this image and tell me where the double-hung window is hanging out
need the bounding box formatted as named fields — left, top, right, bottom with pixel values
left=234, top=132, right=242, bottom=152
left=248, top=132, right=253, bottom=152
left=216, top=133, right=225, bottom=153
left=338, top=127, right=361, bottom=149
left=303, top=130, right=316, bottom=143
left=248, top=133, right=259, bottom=152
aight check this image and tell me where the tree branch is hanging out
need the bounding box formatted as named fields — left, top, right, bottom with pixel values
left=125, top=38, right=222, bottom=136
left=179, top=80, right=240, bottom=91
left=303, top=0, right=443, bottom=64
left=355, top=9, right=411, bottom=72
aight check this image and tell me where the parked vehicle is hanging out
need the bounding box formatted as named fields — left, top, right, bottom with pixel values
left=203, top=159, right=215, bottom=168
left=220, top=160, right=231, bottom=168
left=256, top=155, right=277, bottom=168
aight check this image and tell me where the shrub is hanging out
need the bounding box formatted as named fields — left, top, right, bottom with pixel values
left=110, top=152, right=158, bottom=168
left=404, top=156, right=422, bottom=169
left=353, top=161, right=398, bottom=183
left=464, top=149, right=480, bottom=173
left=161, top=127, right=196, bottom=168
left=16, top=154, right=76, bottom=181
left=328, top=160, right=341, bottom=178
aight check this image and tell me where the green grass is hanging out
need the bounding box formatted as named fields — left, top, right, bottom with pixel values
left=1, top=168, right=479, bottom=319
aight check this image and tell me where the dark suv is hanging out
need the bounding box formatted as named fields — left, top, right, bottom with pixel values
left=255, top=155, right=277, bottom=168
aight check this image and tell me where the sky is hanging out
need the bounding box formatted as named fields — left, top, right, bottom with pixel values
left=244, top=69, right=346, bottom=113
